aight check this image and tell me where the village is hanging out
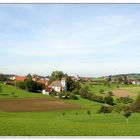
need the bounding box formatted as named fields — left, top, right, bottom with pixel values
left=3, top=72, right=140, bottom=95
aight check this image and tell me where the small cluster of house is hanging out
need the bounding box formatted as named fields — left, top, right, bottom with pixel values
left=5, top=75, right=67, bottom=95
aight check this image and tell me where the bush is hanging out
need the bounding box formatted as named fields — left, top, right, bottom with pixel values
left=69, top=93, right=79, bottom=100
left=115, top=105, right=130, bottom=114
left=98, top=105, right=113, bottom=114
left=75, top=112, right=78, bottom=115
left=130, top=94, right=140, bottom=112
left=99, top=89, right=105, bottom=94
left=87, top=110, right=91, bottom=115
left=80, top=88, right=92, bottom=99
left=116, top=97, right=133, bottom=104
left=62, top=112, right=65, bottom=116
left=11, top=92, right=15, bottom=96
left=107, top=91, right=113, bottom=96
left=59, top=92, right=70, bottom=99
left=90, top=95, right=104, bottom=103
left=104, top=95, right=114, bottom=105
left=72, top=88, right=79, bottom=95
left=0, top=85, right=2, bottom=93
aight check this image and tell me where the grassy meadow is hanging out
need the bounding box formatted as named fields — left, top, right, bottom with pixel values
left=0, top=83, right=140, bottom=136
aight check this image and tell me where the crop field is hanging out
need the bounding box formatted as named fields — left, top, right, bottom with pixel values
left=0, top=83, right=140, bottom=136
left=0, top=98, right=81, bottom=112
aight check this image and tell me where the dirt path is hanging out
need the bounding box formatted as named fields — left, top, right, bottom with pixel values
left=112, top=89, right=136, bottom=97
left=0, top=98, right=81, bottom=112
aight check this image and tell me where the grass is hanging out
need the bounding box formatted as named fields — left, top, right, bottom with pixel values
left=0, top=83, right=140, bottom=136
left=0, top=83, right=52, bottom=99
left=0, top=112, right=140, bottom=136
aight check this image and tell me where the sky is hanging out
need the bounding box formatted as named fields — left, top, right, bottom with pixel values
left=0, top=4, right=140, bottom=77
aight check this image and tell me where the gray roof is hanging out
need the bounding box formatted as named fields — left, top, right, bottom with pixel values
left=49, top=80, right=61, bottom=87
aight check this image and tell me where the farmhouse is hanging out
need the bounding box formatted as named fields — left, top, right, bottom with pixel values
left=42, top=77, right=67, bottom=94
left=131, top=80, right=140, bottom=85
left=50, top=78, right=67, bottom=92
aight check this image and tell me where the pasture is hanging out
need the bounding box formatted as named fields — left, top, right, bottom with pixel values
left=0, top=83, right=140, bottom=136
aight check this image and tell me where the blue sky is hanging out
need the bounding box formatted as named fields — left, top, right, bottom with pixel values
left=0, top=4, right=140, bottom=77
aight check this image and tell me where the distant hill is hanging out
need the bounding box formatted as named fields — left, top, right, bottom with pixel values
left=108, top=73, right=140, bottom=80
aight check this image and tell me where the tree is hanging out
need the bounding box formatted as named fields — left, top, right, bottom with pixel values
left=105, top=76, right=112, bottom=87
left=15, top=81, right=25, bottom=89
left=66, top=76, right=81, bottom=92
left=123, top=75, right=129, bottom=85
left=0, top=85, right=2, bottom=93
left=50, top=71, right=65, bottom=81
left=104, top=95, right=114, bottom=105
left=116, top=76, right=123, bottom=85
left=0, top=74, right=7, bottom=82
left=98, top=105, right=113, bottom=114
left=123, top=110, right=132, bottom=123
left=26, top=73, right=32, bottom=79
left=79, top=86, right=92, bottom=99
left=130, top=94, right=140, bottom=112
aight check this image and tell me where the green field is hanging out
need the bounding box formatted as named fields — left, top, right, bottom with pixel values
left=0, top=83, right=140, bottom=136
left=0, top=83, right=51, bottom=99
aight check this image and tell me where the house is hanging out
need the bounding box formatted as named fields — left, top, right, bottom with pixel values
left=4, top=80, right=14, bottom=85
left=36, top=79, right=49, bottom=86
left=15, top=76, right=27, bottom=81
left=9, top=76, right=16, bottom=80
left=46, top=77, right=67, bottom=93
left=42, top=87, right=53, bottom=95
left=131, top=80, right=140, bottom=85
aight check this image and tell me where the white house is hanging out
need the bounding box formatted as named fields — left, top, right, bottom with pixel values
left=42, top=87, right=53, bottom=95
left=48, top=78, right=67, bottom=93
left=132, top=80, right=140, bottom=85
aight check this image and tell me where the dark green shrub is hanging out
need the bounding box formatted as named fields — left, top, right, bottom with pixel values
left=104, top=95, right=114, bottom=105
left=116, top=97, right=133, bottom=104
left=90, top=95, right=104, bottom=103
left=107, top=91, right=113, bottom=96
left=115, top=105, right=129, bottom=114
left=11, top=92, right=15, bottom=96
left=75, top=112, right=78, bottom=115
left=99, top=89, right=105, bottom=94
left=72, top=88, right=79, bottom=95
left=130, top=94, right=140, bottom=112
left=87, top=110, right=91, bottom=115
left=98, top=105, right=113, bottom=114
left=69, top=94, right=79, bottom=100
left=62, top=112, right=65, bottom=116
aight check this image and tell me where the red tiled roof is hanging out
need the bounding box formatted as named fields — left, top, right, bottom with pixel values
left=15, top=76, right=26, bottom=81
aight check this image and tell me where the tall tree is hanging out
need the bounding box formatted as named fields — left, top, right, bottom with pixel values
left=0, top=74, right=7, bottom=82
left=50, top=71, right=65, bottom=81
left=123, top=110, right=132, bottom=123
left=66, top=76, right=81, bottom=92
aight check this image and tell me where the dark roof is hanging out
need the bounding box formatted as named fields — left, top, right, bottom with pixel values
left=49, top=80, right=61, bottom=87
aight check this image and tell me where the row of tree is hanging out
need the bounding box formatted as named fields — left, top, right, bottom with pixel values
left=15, top=77, right=44, bottom=92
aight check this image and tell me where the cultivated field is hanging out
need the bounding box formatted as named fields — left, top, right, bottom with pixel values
left=0, top=98, right=81, bottom=112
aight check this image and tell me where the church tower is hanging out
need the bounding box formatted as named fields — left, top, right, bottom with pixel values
left=61, top=77, right=67, bottom=92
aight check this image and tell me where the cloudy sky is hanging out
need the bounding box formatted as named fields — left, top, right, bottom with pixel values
left=0, top=4, right=140, bottom=77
